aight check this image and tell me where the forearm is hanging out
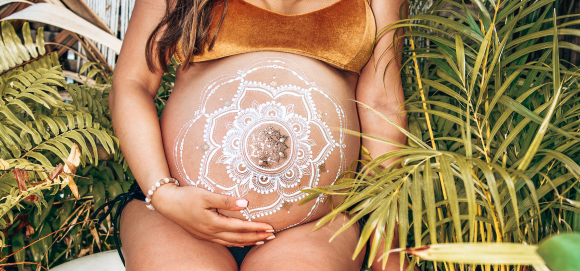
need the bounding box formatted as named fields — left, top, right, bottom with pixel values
left=357, top=57, right=407, bottom=167
left=109, top=81, right=171, bottom=194
left=357, top=96, right=407, bottom=166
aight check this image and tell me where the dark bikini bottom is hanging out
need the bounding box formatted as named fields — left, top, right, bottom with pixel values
left=93, top=182, right=366, bottom=267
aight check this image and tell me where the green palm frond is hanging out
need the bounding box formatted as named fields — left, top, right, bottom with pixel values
left=306, top=0, right=580, bottom=270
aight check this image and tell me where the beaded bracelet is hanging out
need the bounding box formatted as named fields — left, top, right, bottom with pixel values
left=145, top=177, right=180, bottom=210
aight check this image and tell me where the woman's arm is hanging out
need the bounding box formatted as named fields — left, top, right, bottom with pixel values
left=357, top=0, right=407, bottom=162
left=110, top=0, right=274, bottom=247
left=356, top=0, right=410, bottom=270
left=109, top=0, right=168, bottom=201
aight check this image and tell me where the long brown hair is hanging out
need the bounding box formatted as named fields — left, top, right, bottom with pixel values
left=146, top=0, right=228, bottom=72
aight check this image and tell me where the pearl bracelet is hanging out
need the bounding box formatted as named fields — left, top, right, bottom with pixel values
left=145, top=177, right=180, bottom=210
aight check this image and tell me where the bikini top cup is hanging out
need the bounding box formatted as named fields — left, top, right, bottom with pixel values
left=174, top=0, right=376, bottom=74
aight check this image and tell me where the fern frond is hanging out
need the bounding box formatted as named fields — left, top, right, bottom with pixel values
left=0, top=21, right=45, bottom=73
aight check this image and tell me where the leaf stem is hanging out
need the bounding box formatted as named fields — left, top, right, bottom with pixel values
left=407, top=26, right=448, bottom=201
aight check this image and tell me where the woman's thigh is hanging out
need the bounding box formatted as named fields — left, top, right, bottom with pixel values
left=240, top=213, right=365, bottom=271
left=120, top=200, right=238, bottom=271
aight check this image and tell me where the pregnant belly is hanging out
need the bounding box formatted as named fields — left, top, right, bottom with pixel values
left=161, top=55, right=360, bottom=230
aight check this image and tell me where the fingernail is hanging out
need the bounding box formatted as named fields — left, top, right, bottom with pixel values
left=236, top=199, right=248, bottom=208
left=266, top=230, right=275, bottom=233
left=267, top=235, right=275, bottom=240
left=256, top=241, right=264, bottom=245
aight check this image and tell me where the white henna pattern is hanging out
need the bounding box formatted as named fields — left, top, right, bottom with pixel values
left=218, top=101, right=318, bottom=196
left=173, top=58, right=347, bottom=227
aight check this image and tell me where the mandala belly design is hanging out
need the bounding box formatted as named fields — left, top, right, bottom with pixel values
left=173, top=58, right=346, bottom=222
left=220, top=102, right=316, bottom=196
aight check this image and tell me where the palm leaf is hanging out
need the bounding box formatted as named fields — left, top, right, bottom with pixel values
left=305, top=0, right=580, bottom=269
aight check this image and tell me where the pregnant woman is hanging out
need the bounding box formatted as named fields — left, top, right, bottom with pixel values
left=109, top=0, right=407, bottom=270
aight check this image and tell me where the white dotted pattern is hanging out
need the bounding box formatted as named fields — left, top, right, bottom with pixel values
left=173, top=58, right=347, bottom=227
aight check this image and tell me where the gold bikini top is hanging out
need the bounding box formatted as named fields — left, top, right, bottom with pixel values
left=175, top=0, right=376, bottom=74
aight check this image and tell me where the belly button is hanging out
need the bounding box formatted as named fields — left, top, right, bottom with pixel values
left=251, top=126, right=289, bottom=168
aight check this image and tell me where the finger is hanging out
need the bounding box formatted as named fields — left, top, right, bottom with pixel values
left=215, top=231, right=275, bottom=245
left=211, top=239, right=255, bottom=248
left=203, top=191, right=248, bottom=211
left=210, top=239, right=242, bottom=247
left=214, top=216, right=274, bottom=233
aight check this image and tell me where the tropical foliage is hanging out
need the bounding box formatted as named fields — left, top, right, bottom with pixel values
left=305, top=0, right=580, bottom=270
left=0, top=19, right=120, bottom=270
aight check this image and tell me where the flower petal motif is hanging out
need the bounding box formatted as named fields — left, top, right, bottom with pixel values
left=173, top=58, right=346, bottom=223
left=219, top=101, right=313, bottom=195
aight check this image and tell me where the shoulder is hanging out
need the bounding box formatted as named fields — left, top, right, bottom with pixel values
left=368, top=0, right=406, bottom=21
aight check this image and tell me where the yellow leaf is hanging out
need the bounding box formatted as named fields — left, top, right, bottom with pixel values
left=78, top=247, right=90, bottom=258
left=63, top=143, right=81, bottom=174
left=405, top=243, right=545, bottom=265
left=0, top=159, right=9, bottom=170
left=89, top=225, right=101, bottom=251
left=60, top=144, right=81, bottom=196
left=361, top=145, right=372, bottom=160
left=47, top=164, right=64, bottom=182
left=61, top=174, right=80, bottom=200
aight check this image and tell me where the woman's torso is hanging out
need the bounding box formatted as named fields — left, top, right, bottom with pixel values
left=160, top=0, right=370, bottom=231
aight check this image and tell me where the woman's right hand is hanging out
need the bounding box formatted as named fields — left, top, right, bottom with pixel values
left=151, top=184, right=275, bottom=247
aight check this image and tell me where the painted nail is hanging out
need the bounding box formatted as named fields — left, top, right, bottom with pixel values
left=256, top=241, right=264, bottom=245
left=266, top=230, right=275, bottom=233
left=236, top=199, right=248, bottom=208
left=267, top=235, right=276, bottom=240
